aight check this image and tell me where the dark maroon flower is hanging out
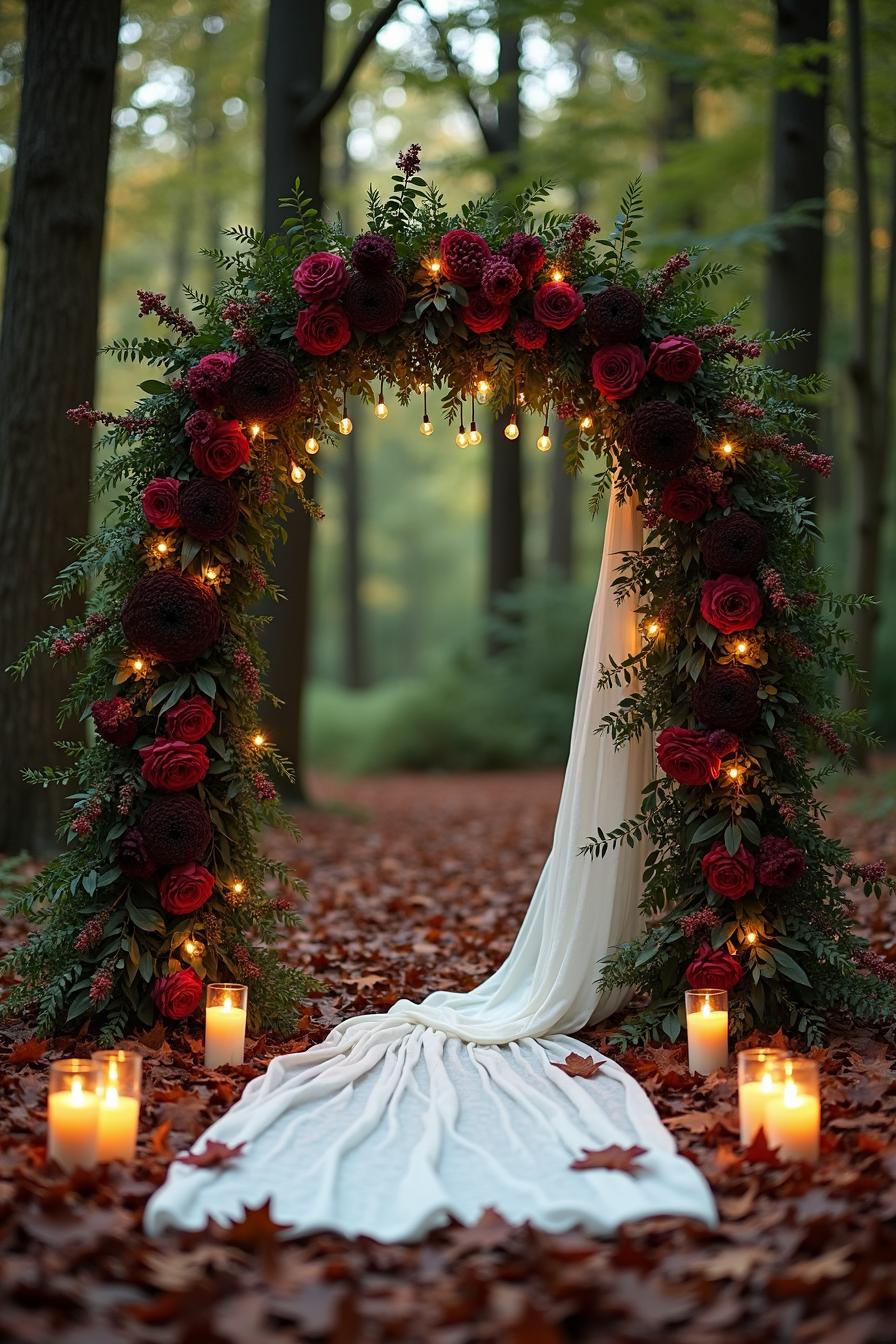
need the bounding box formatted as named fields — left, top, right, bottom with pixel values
left=500, top=232, right=546, bottom=286
left=701, top=841, right=755, bottom=900
left=700, top=512, right=768, bottom=575
left=292, top=252, right=348, bottom=303
left=184, top=410, right=217, bottom=445
left=656, top=727, right=723, bottom=786
left=692, top=664, right=761, bottom=732
left=686, top=942, right=744, bottom=991
left=343, top=272, right=406, bottom=333
left=512, top=317, right=548, bottom=350
left=152, top=967, right=203, bottom=1020
left=621, top=401, right=699, bottom=472
left=178, top=478, right=240, bottom=542
left=584, top=284, right=644, bottom=344
left=140, top=795, right=212, bottom=865
left=121, top=571, right=222, bottom=665
left=533, top=281, right=584, bottom=331
left=294, top=303, right=351, bottom=356
left=706, top=730, right=739, bottom=757
left=439, top=229, right=491, bottom=286
left=481, top=257, right=522, bottom=304
left=228, top=349, right=301, bottom=425
left=591, top=344, right=646, bottom=401
left=758, top=835, right=806, bottom=888
left=187, top=352, right=236, bottom=409
left=139, top=739, right=209, bottom=792
left=351, top=233, right=397, bottom=275
left=142, top=478, right=181, bottom=529
left=92, top=697, right=138, bottom=747
left=648, top=335, right=702, bottom=382
left=660, top=477, right=712, bottom=522
left=462, top=289, right=510, bottom=334
left=119, top=826, right=157, bottom=879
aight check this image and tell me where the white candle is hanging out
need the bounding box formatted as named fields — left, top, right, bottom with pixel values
left=48, top=1076, right=99, bottom=1172
left=96, top=1087, right=140, bottom=1163
left=739, top=1071, right=783, bottom=1145
left=205, top=984, right=247, bottom=1067
left=686, top=990, right=729, bottom=1074
left=765, top=1076, right=820, bottom=1162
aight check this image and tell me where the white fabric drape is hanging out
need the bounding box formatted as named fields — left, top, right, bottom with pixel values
left=145, top=489, right=716, bottom=1241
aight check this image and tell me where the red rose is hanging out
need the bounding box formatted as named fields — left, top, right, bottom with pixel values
left=700, top=575, right=763, bottom=634
left=648, top=335, right=702, bottom=382
left=439, top=229, right=491, bottom=286
left=159, top=862, right=214, bottom=914
left=701, top=840, right=755, bottom=899
left=164, top=695, right=215, bottom=742
left=758, top=835, right=806, bottom=888
left=190, top=419, right=250, bottom=480
left=685, top=942, right=744, bottom=991
left=532, top=281, right=584, bottom=331
left=591, top=343, right=647, bottom=401
left=656, top=726, right=723, bottom=787
left=142, top=477, right=181, bottom=529
left=139, top=739, right=209, bottom=792
left=294, top=302, right=351, bottom=357
left=462, top=289, right=510, bottom=334
left=512, top=317, right=548, bottom=350
left=660, top=477, right=712, bottom=523
left=92, top=697, right=139, bottom=747
left=291, top=251, right=348, bottom=302
left=152, top=967, right=203, bottom=1020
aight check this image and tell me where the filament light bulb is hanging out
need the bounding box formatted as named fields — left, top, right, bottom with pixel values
left=536, top=425, right=552, bottom=453
left=646, top=620, right=660, bottom=638
left=204, top=566, right=219, bottom=583
left=419, top=415, right=434, bottom=436
left=746, top=931, right=757, bottom=945
left=728, top=766, right=741, bottom=781
left=339, top=415, right=353, bottom=436
left=468, top=421, right=482, bottom=445
left=475, top=379, right=491, bottom=405
left=375, top=396, right=388, bottom=420
left=455, top=426, right=468, bottom=448
left=184, top=939, right=197, bottom=957
left=428, top=259, right=441, bottom=275
left=504, top=415, right=520, bottom=441
left=305, top=435, right=319, bottom=455
left=290, top=462, right=306, bottom=484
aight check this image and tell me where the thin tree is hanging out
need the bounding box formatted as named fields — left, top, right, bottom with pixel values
left=0, top=0, right=120, bottom=854
left=258, top=0, right=399, bottom=795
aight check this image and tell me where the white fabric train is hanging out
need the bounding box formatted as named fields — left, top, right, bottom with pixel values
left=145, top=488, right=716, bottom=1240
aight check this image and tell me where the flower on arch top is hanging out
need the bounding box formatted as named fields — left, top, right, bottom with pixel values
left=439, top=228, right=491, bottom=286
left=292, top=251, right=348, bottom=302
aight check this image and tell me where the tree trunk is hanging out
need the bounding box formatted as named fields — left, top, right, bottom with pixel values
left=657, top=5, right=699, bottom=231
left=256, top=0, right=325, bottom=801
left=547, top=419, right=574, bottom=579
left=765, top=0, right=830, bottom=496
left=486, top=11, right=522, bottom=636
left=339, top=127, right=366, bottom=689
left=845, top=0, right=883, bottom=734
left=0, top=0, right=119, bottom=854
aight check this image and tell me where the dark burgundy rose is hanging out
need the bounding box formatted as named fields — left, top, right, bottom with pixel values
left=228, top=349, right=301, bottom=424
left=660, top=477, right=712, bottom=522
left=178, top=478, right=240, bottom=542
left=700, top=512, right=768, bottom=576
left=118, top=826, right=157, bottom=879
left=152, top=967, right=203, bottom=1020
left=142, top=478, right=181, bottom=529
left=692, top=664, right=761, bottom=732
left=139, top=739, right=209, bottom=792
left=439, top=229, right=491, bottom=286
left=121, top=571, right=222, bottom=665
left=656, top=727, right=724, bottom=787
left=186, top=353, right=236, bottom=410
left=164, top=695, right=215, bottom=742
left=584, top=284, right=644, bottom=344
left=159, top=862, right=214, bottom=915
left=481, top=257, right=523, bottom=304
left=758, top=835, right=806, bottom=888
left=591, top=344, right=646, bottom=401
left=500, top=231, right=546, bottom=286
left=512, top=317, right=548, bottom=350
left=92, top=697, right=138, bottom=747
left=700, top=575, right=763, bottom=634
left=686, top=942, right=744, bottom=991
left=647, top=335, right=702, bottom=382
left=621, top=401, right=699, bottom=472
left=343, top=272, right=406, bottom=333
left=462, top=289, right=510, bottom=334
left=701, top=841, right=755, bottom=900
left=140, top=795, right=212, bottom=865
left=184, top=409, right=218, bottom=445
left=351, top=233, right=397, bottom=275
left=294, top=302, right=351, bottom=356
left=189, top=419, right=250, bottom=480
left=533, top=281, right=584, bottom=331
left=291, top=251, right=348, bottom=302
left=706, top=730, right=739, bottom=757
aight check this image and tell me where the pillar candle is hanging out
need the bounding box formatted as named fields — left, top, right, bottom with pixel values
left=205, top=983, right=247, bottom=1068
left=765, top=1068, right=820, bottom=1162
left=47, top=1061, right=100, bottom=1173
left=92, top=1049, right=142, bottom=1163
left=685, top=989, right=729, bottom=1075
left=737, top=1048, right=786, bottom=1146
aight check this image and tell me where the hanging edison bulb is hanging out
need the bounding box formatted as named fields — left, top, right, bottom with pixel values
left=475, top=378, right=491, bottom=405
left=455, top=423, right=468, bottom=448
left=536, top=423, right=552, bottom=452
left=305, top=434, right=320, bottom=454
left=419, top=414, right=434, bottom=436
left=374, top=380, right=388, bottom=420
left=290, top=462, right=306, bottom=484
left=339, top=414, right=353, bottom=436
left=504, top=413, right=520, bottom=441
left=468, top=419, right=482, bottom=445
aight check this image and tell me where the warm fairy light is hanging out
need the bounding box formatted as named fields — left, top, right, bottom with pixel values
left=455, top=427, right=468, bottom=448
left=184, top=939, right=197, bottom=957
left=736, top=641, right=748, bottom=655
left=746, top=931, right=758, bottom=945
left=131, top=657, right=144, bottom=673
left=374, top=395, right=389, bottom=420
left=580, top=414, right=593, bottom=431
left=427, top=259, right=441, bottom=275
left=468, top=422, right=482, bottom=445
left=290, top=462, right=306, bottom=484
left=646, top=620, right=661, bottom=638
left=305, top=435, right=319, bottom=454
left=475, top=378, right=491, bottom=405
left=250, top=423, right=261, bottom=439
left=419, top=415, right=434, bottom=436
left=339, top=415, right=353, bottom=436
left=204, top=566, right=219, bottom=583
left=728, top=765, right=741, bottom=781
left=504, top=415, right=520, bottom=441
left=155, top=540, right=168, bottom=556
left=720, top=440, right=734, bottom=456
left=252, top=732, right=265, bottom=747
left=551, top=269, right=563, bottom=282
left=232, top=880, right=244, bottom=895
left=536, top=426, right=552, bottom=453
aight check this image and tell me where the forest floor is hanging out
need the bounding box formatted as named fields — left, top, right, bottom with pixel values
left=1, top=766, right=895, bottom=1343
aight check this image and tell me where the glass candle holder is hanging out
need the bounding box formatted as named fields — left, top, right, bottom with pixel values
left=205, top=983, right=248, bottom=1068
left=737, top=1048, right=787, bottom=1145
left=685, top=988, right=729, bottom=1075
left=92, top=1049, right=142, bottom=1163
left=47, top=1059, right=101, bottom=1172
left=765, top=1056, right=821, bottom=1162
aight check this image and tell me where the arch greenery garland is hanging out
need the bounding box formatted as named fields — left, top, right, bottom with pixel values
left=4, top=148, right=894, bottom=1047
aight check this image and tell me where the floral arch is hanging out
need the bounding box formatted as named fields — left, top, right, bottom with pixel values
left=5, top=149, right=894, bottom=1047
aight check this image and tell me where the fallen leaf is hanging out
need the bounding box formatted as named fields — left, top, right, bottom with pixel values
left=7, top=1037, right=49, bottom=1065
left=551, top=1052, right=605, bottom=1079
left=570, top=1144, right=648, bottom=1174
left=176, top=1139, right=246, bottom=1169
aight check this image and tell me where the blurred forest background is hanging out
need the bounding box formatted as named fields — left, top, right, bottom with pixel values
left=0, top=0, right=895, bottom=841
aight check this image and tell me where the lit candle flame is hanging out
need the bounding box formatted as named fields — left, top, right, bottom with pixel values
left=702, top=996, right=711, bottom=1017
left=70, top=1077, right=85, bottom=1105
left=223, top=994, right=233, bottom=1013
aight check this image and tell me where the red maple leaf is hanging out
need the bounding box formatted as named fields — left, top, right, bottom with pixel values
left=552, top=1052, right=606, bottom=1079
left=570, top=1144, right=648, bottom=1174
left=7, top=1037, right=49, bottom=1065
left=741, top=1125, right=781, bottom=1166
left=213, top=1197, right=291, bottom=1251
left=176, top=1139, right=246, bottom=1169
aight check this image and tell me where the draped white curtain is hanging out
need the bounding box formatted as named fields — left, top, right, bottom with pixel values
left=145, top=488, right=716, bottom=1241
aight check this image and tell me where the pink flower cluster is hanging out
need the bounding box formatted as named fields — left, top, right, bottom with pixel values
left=645, top=250, right=690, bottom=304
left=136, top=289, right=197, bottom=337
left=853, top=948, right=896, bottom=982
left=558, top=212, right=600, bottom=265
left=89, top=967, right=114, bottom=1003
left=117, top=781, right=136, bottom=817
left=680, top=908, right=720, bottom=937
left=67, top=403, right=158, bottom=433
left=232, top=945, right=262, bottom=980
left=74, top=914, right=106, bottom=953
left=798, top=709, right=849, bottom=757
left=724, top=397, right=764, bottom=420
left=773, top=728, right=798, bottom=765
left=761, top=434, right=833, bottom=477
left=253, top=771, right=277, bottom=801
left=51, top=613, right=110, bottom=659
left=758, top=564, right=792, bottom=613
left=774, top=629, right=813, bottom=661
left=844, top=859, right=888, bottom=884
left=233, top=647, right=262, bottom=700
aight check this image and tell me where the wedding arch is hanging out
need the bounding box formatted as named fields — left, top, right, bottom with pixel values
left=5, top=148, right=894, bottom=1048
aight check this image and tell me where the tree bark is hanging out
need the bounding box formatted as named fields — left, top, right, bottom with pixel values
left=257, top=0, right=326, bottom=800
left=547, top=419, right=574, bottom=579
left=339, top=127, right=366, bottom=689
left=0, top=0, right=119, bottom=854
left=765, top=0, right=830, bottom=495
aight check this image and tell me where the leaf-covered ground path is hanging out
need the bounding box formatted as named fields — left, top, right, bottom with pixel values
left=1, top=768, right=894, bottom=1343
